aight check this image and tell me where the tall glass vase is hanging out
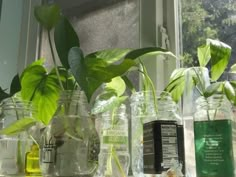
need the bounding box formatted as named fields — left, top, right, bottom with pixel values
left=39, top=90, right=100, bottom=177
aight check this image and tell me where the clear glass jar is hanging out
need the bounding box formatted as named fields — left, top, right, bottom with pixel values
left=130, top=91, right=184, bottom=177
left=194, top=94, right=236, bottom=177
left=0, top=97, right=34, bottom=176
left=95, top=104, right=129, bottom=177
left=39, top=90, right=100, bottom=176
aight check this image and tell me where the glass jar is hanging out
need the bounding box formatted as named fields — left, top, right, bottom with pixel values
left=130, top=91, right=184, bottom=177
left=95, top=104, right=129, bottom=177
left=0, top=97, right=35, bottom=176
left=194, top=94, right=236, bottom=177
left=39, top=90, right=100, bottom=176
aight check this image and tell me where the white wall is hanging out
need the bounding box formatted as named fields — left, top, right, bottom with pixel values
left=0, top=0, right=23, bottom=89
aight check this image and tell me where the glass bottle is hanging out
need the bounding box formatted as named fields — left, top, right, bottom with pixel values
left=130, top=91, right=184, bottom=177
left=0, top=96, right=35, bottom=176
left=95, top=104, right=130, bottom=177
left=25, top=143, right=41, bottom=175
left=39, top=90, right=100, bottom=177
left=194, top=94, right=236, bottom=177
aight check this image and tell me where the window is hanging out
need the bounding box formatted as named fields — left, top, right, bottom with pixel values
left=178, top=0, right=236, bottom=176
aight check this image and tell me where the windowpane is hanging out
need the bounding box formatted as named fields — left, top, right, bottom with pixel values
left=179, top=1, right=236, bottom=176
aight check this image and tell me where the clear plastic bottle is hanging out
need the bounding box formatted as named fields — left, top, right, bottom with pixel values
left=0, top=96, right=34, bottom=176
left=39, top=90, right=100, bottom=176
left=194, top=94, right=236, bottom=177
left=95, top=104, right=130, bottom=177
left=130, top=91, right=184, bottom=177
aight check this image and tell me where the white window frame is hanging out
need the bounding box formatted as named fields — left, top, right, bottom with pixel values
left=17, top=0, right=41, bottom=74
left=140, top=0, right=179, bottom=91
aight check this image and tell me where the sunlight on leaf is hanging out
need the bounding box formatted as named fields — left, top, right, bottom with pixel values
left=198, top=44, right=210, bottom=67
left=21, top=64, right=63, bottom=124
left=207, top=39, right=231, bottom=81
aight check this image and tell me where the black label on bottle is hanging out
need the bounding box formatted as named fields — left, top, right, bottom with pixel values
left=42, top=144, right=56, bottom=163
left=143, top=120, right=180, bottom=174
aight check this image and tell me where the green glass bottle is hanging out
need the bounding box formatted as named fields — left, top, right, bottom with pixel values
left=25, top=143, right=41, bottom=176
left=194, top=94, right=235, bottom=177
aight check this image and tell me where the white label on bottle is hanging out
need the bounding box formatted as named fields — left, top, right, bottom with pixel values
left=161, top=124, right=178, bottom=168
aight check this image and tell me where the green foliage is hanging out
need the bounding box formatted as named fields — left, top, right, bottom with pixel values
left=165, top=39, right=232, bottom=103
left=20, top=60, right=64, bottom=124
left=54, top=16, right=80, bottom=69
left=208, top=39, right=231, bottom=81
left=34, top=4, right=60, bottom=30
left=0, top=74, right=21, bottom=103
left=0, top=118, right=37, bottom=135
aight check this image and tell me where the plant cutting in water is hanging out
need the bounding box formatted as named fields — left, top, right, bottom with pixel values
left=165, top=38, right=236, bottom=119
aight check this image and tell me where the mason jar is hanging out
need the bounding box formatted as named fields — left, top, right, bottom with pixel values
left=39, top=90, right=100, bottom=177
left=0, top=97, right=35, bottom=176
left=130, top=91, right=184, bottom=177
left=194, top=94, right=236, bottom=177
left=95, top=104, right=129, bottom=177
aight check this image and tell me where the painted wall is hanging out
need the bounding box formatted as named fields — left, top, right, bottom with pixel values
left=0, top=0, right=23, bottom=89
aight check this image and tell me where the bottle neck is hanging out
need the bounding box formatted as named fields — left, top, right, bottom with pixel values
left=196, top=94, right=231, bottom=111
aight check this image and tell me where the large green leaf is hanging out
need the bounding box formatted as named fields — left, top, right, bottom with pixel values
left=0, top=118, right=37, bottom=135
left=69, top=47, right=136, bottom=101
left=34, top=4, right=60, bottom=30
left=10, top=74, right=21, bottom=96
left=207, top=39, right=231, bottom=81
left=68, top=47, right=101, bottom=101
left=124, top=47, right=176, bottom=60
left=21, top=65, right=63, bottom=124
left=198, top=44, right=211, bottom=67
left=165, top=76, right=186, bottom=102
left=54, top=16, right=80, bottom=69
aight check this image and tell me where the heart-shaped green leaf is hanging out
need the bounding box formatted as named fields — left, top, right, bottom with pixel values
left=0, top=118, right=37, bottom=135
left=54, top=16, right=80, bottom=69
left=198, top=44, right=211, bottom=67
left=21, top=64, right=63, bottom=124
left=207, top=39, right=231, bottom=81
left=34, top=4, right=60, bottom=30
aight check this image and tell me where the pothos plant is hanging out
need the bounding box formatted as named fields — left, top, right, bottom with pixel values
left=164, top=38, right=236, bottom=118
left=0, top=4, right=175, bottom=137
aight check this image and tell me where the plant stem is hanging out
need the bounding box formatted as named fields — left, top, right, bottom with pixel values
left=138, top=61, right=158, bottom=116
left=47, top=30, right=64, bottom=91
